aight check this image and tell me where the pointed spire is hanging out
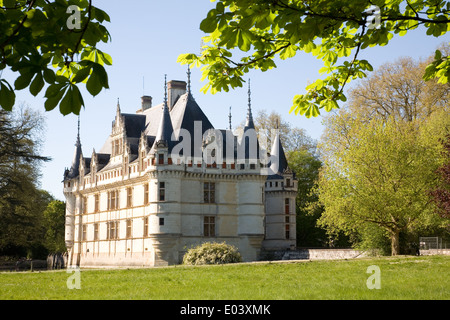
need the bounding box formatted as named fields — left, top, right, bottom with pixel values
left=164, top=74, right=168, bottom=107
left=229, top=106, right=232, bottom=131
left=76, top=115, right=81, bottom=145
left=65, top=116, right=83, bottom=180
left=245, top=79, right=255, bottom=130
left=187, top=66, right=192, bottom=95
left=155, top=74, right=175, bottom=150
left=270, top=128, right=288, bottom=176
left=116, top=97, right=121, bottom=116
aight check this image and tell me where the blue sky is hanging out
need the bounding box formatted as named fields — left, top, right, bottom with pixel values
left=3, top=1, right=449, bottom=201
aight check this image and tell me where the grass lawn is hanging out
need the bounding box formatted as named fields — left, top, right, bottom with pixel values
left=0, top=255, right=448, bottom=300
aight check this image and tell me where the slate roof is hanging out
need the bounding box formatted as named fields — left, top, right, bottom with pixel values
left=154, top=99, right=175, bottom=150
left=121, top=113, right=147, bottom=138
left=267, top=130, right=289, bottom=180
left=64, top=135, right=82, bottom=181
left=66, top=84, right=293, bottom=180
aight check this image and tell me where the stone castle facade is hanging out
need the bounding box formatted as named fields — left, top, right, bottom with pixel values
left=63, top=76, right=297, bottom=267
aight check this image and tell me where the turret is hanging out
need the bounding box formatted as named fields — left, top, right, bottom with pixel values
left=63, top=117, right=82, bottom=254
left=263, top=128, right=298, bottom=251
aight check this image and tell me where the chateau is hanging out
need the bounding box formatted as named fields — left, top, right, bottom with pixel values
left=63, top=75, right=298, bottom=267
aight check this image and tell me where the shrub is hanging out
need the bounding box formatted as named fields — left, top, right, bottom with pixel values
left=182, top=242, right=242, bottom=265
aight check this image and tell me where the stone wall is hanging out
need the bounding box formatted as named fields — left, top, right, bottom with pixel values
left=260, top=248, right=367, bottom=261
left=419, top=249, right=450, bottom=256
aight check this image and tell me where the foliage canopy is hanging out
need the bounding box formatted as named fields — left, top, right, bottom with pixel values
left=178, top=0, right=450, bottom=117
left=317, top=110, right=450, bottom=255
left=0, top=0, right=111, bottom=115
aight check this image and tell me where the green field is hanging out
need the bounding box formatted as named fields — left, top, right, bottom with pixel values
left=0, top=255, right=448, bottom=300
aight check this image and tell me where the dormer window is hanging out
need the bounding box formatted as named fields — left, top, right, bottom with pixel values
left=112, top=138, right=123, bottom=156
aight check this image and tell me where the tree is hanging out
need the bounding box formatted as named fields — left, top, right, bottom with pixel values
left=0, top=0, right=111, bottom=115
left=317, top=110, right=449, bottom=255
left=286, top=149, right=330, bottom=247
left=0, top=106, right=51, bottom=257
left=178, top=0, right=450, bottom=117
left=43, top=200, right=66, bottom=253
left=348, top=55, right=450, bottom=122
left=429, top=134, right=450, bottom=219
left=235, top=108, right=316, bottom=152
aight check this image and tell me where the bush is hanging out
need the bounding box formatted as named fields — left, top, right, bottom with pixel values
left=183, top=242, right=242, bottom=265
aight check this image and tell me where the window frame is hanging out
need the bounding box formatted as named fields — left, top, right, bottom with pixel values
left=159, top=182, right=165, bottom=201
left=126, top=219, right=132, bottom=239
left=203, top=216, right=216, bottom=237
left=144, top=183, right=149, bottom=205
left=203, top=182, right=216, bottom=204
left=127, top=187, right=133, bottom=208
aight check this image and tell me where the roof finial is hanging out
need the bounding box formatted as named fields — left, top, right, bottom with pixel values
left=76, top=115, right=81, bottom=146
left=229, top=106, right=232, bottom=130
left=187, top=66, right=191, bottom=95
left=77, top=115, right=80, bottom=137
left=164, top=74, right=168, bottom=108
left=248, top=79, right=252, bottom=112
left=246, top=78, right=254, bottom=127
left=116, top=98, right=121, bottom=118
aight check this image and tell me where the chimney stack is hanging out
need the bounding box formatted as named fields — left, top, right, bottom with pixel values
left=167, top=80, right=186, bottom=110
left=141, top=95, right=152, bottom=110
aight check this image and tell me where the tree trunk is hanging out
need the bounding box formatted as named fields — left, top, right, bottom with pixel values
left=391, top=230, right=400, bottom=256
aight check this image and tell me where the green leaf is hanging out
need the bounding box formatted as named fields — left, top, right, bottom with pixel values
left=200, top=9, right=218, bottom=33
left=72, top=66, right=92, bottom=83
left=85, top=63, right=108, bottom=96
left=45, top=83, right=66, bottom=99
left=59, top=84, right=84, bottom=115
left=29, top=73, right=45, bottom=96
left=14, top=72, right=34, bottom=90
left=0, top=81, right=16, bottom=111
left=280, top=45, right=297, bottom=60
left=99, top=51, right=113, bottom=66
left=43, top=68, right=56, bottom=84
left=44, top=85, right=66, bottom=111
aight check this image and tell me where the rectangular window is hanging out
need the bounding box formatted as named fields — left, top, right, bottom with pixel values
left=286, top=178, right=291, bottom=187
left=127, top=187, right=133, bottom=208
left=285, top=198, right=290, bottom=215
left=94, top=194, right=99, bottom=212
left=203, top=182, right=215, bottom=203
left=203, top=216, right=215, bottom=237
left=94, top=223, right=99, bottom=241
left=159, top=182, right=165, bottom=201
left=158, top=153, right=164, bottom=165
left=114, top=140, right=117, bottom=156
left=107, top=192, right=111, bottom=210
left=141, top=151, right=146, bottom=169
left=82, top=196, right=87, bottom=214
left=159, top=217, right=165, bottom=226
left=285, top=224, right=290, bottom=240
left=144, top=183, right=149, bottom=205
left=126, top=219, right=132, bottom=239
left=108, top=190, right=119, bottom=210
left=82, top=224, right=87, bottom=241
left=107, top=221, right=119, bottom=240
left=113, top=139, right=122, bottom=156
left=143, top=217, right=148, bottom=237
